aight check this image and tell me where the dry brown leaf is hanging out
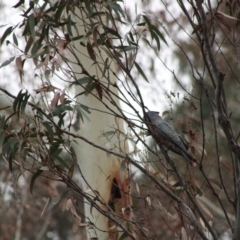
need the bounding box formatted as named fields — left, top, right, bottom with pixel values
left=96, top=83, right=103, bottom=100
left=50, top=92, right=60, bottom=109
left=196, top=198, right=213, bottom=220
left=190, top=140, right=207, bottom=156
left=135, top=182, right=140, bottom=195
left=70, top=203, right=81, bottom=219
left=66, top=198, right=73, bottom=211
left=208, top=178, right=222, bottom=190
left=54, top=37, right=68, bottom=51
left=192, top=23, right=202, bottom=34
left=41, top=198, right=50, bottom=218
left=189, top=100, right=197, bottom=111
left=59, top=198, right=68, bottom=211
left=34, top=84, right=59, bottom=94
left=220, top=157, right=232, bottom=173
left=87, top=41, right=96, bottom=61
left=90, top=203, right=94, bottom=217
left=51, top=57, right=61, bottom=71
left=59, top=89, right=65, bottom=104
left=199, top=217, right=206, bottom=231
left=72, top=216, right=81, bottom=233
left=146, top=195, right=151, bottom=207
left=35, top=54, right=50, bottom=69
left=137, top=25, right=148, bottom=35
left=67, top=163, right=74, bottom=179
left=215, top=11, right=240, bottom=31
left=15, top=56, right=23, bottom=82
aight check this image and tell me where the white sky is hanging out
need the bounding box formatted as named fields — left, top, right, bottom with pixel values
left=0, top=1, right=193, bottom=116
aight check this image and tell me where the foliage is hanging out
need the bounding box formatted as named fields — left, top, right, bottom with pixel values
left=1, top=0, right=240, bottom=239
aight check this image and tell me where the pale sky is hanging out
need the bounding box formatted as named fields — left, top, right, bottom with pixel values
left=0, top=0, right=192, bottom=118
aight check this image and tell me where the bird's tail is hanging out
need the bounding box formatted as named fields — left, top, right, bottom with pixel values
left=181, top=150, right=196, bottom=165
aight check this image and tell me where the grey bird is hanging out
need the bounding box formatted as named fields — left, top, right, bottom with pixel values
left=146, top=111, right=194, bottom=164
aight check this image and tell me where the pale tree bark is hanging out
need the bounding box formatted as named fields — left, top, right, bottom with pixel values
left=60, top=3, right=131, bottom=240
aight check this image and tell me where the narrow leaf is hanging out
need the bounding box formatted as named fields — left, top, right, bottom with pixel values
left=0, top=26, right=13, bottom=46
left=0, top=129, right=5, bottom=149
left=30, top=170, right=43, bottom=195
left=42, top=121, right=54, bottom=142
left=99, top=131, right=116, bottom=138
left=0, top=56, right=15, bottom=68
left=87, top=42, right=96, bottom=61
left=76, top=77, right=92, bottom=85
left=96, top=83, right=103, bottom=100
left=15, top=56, right=23, bottom=82
left=13, top=0, right=25, bottom=8
left=13, top=90, right=23, bottom=113
left=134, top=61, right=149, bottom=82
left=80, top=104, right=91, bottom=114
left=13, top=32, right=18, bottom=46
left=25, top=36, right=34, bottom=54
left=28, top=13, right=35, bottom=37
left=68, top=164, right=74, bottom=179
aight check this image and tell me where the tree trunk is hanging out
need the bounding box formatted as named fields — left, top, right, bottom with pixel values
left=68, top=4, right=131, bottom=239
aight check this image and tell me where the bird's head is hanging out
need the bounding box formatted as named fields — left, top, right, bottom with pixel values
left=146, top=111, right=160, bottom=122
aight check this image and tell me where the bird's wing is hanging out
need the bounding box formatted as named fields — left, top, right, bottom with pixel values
left=156, top=121, right=185, bottom=149
left=156, top=121, right=194, bottom=163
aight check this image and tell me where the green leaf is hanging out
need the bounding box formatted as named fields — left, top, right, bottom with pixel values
left=86, top=81, right=97, bottom=94
left=42, top=121, right=54, bottom=142
left=13, top=32, right=18, bottom=46
left=0, top=26, right=13, bottom=46
left=66, top=15, right=74, bottom=36
left=55, top=155, right=68, bottom=168
left=0, top=24, right=8, bottom=28
left=13, top=90, right=30, bottom=116
left=151, top=24, right=168, bottom=46
left=142, top=15, right=152, bottom=31
left=13, top=0, right=25, bottom=8
left=75, top=106, right=91, bottom=122
left=104, top=26, right=121, bottom=38
left=0, top=115, right=5, bottom=128
left=70, top=146, right=77, bottom=160
left=152, top=31, right=160, bottom=51
left=31, top=38, right=42, bottom=56
left=28, top=13, right=35, bottom=37
left=0, top=129, right=5, bottom=149
left=30, top=170, right=43, bottom=195
left=20, top=92, right=30, bottom=114
left=108, top=2, right=125, bottom=19
left=99, top=130, right=116, bottom=138
left=25, top=36, right=34, bottom=54
left=19, top=140, right=29, bottom=160
left=80, top=104, right=91, bottom=114
left=71, top=35, right=84, bottom=42
left=77, top=77, right=92, bottom=85
left=102, top=58, right=109, bottom=77
left=118, top=45, right=138, bottom=52
left=3, top=138, right=19, bottom=172
left=0, top=56, right=15, bottom=68
left=55, top=4, right=65, bottom=23
left=85, top=1, right=93, bottom=15
left=13, top=90, right=30, bottom=118
left=134, top=61, right=149, bottom=82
